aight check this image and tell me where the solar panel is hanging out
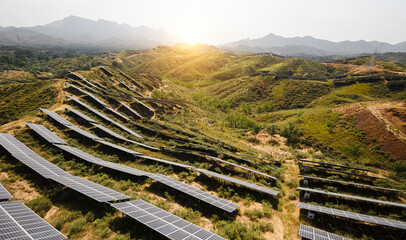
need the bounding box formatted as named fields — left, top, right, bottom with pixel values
left=95, top=140, right=142, bottom=155
left=76, top=88, right=108, bottom=107
left=91, top=123, right=130, bottom=142
left=131, top=97, right=154, bottom=112
left=119, top=101, right=143, bottom=119
left=220, top=152, right=275, bottom=170
left=137, top=156, right=195, bottom=169
left=67, top=96, right=143, bottom=139
left=39, top=108, right=73, bottom=126
left=65, top=107, right=98, bottom=123
left=207, top=156, right=276, bottom=180
left=67, top=70, right=85, bottom=81
left=298, top=224, right=352, bottom=240
left=150, top=174, right=239, bottom=213
left=298, top=175, right=405, bottom=194
left=65, top=82, right=90, bottom=95
left=0, top=201, right=66, bottom=240
left=125, top=139, right=160, bottom=151
left=111, top=200, right=226, bottom=240
left=299, top=164, right=387, bottom=180
left=67, top=95, right=115, bottom=123
left=299, top=159, right=372, bottom=172
left=196, top=169, right=279, bottom=197
left=54, top=144, right=148, bottom=177
left=26, top=122, right=67, bottom=145
left=0, top=133, right=70, bottom=178
left=0, top=183, right=13, bottom=200
left=297, top=187, right=406, bottom=208
left=297, top=202, right=406, bottom=231
left=105, top=106, right=130, bottom=122
left=49, top=175, right=130, bottom=203
left=67, top=125, right=104, bottom=141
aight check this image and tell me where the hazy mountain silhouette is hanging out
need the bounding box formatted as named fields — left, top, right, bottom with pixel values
left=0, top=16, right=176, bottom=49
left=221, top=33, right=406, bottom=56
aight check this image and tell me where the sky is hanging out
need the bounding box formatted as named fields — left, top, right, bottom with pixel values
left=1, top=0, right=405, bottom=44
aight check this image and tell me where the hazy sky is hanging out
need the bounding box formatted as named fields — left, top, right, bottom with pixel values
left=1, top=0, right=405, bottom=44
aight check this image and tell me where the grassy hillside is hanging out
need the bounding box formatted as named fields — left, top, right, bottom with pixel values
left=0, top=45, right=406, bottom=240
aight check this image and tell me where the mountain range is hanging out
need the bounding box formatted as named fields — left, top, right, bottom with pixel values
left=1, top=16, right=406, bottom=56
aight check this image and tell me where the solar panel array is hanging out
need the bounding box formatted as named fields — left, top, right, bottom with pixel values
left=65, top=107, right=98, bottom=123
left=298, top=224, right=352, bottom=240
left=208, top=156, right=276, bottom=180
left=39, top=108, right=73, bottom=126
left=297, top=187, right=406, bottom=208
left=0, top=201, right=67, bottom=240
left=131, top=97, right=154, bottom=112
left=0, top=133, right=69, bottom=178
left=67, top=125, right=103, bottom=141
left=150, top=174, right=238, bottom=213
left=298, top=164, right=387, bottom=180
left=111, top=200, right=226, bottom=240
left=92, top=123, right=130, bottom=141
left=95, top=140, right=142, bottom=155
left=48, top=175, right=130, bottom=202
left=297, top=202, right=406, bottom=231
left=67, top=95, right=144, bottom=139
left=138, top=156, right=194, bottom=169
left=221, top=152, right=275, bottom=170
left=0, top=133, right=130, bottom=203
left=54, top=144, right=147, bottom=177
left=105, top=106, right=130, bottom=122
left=26, top=122, right=67, bottom=145
left=298, top=175, right=405, bottom=194
left=0, top=183, right=13, bottom=200
left=52, top=144, right=238, bottom=212
left=119, top=101, right=143, bottom=119
left=299, top=159, right=372, bottom=172
left=196, top=169, right=279, bottom=196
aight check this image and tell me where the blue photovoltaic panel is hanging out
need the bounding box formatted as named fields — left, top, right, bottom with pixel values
left=0, top=201, right=67, bottom=240
left=196, top=169, right=279, bottom=197
left=138, top=156, right=194, bottom=169
left=298, top=224, right=352, bottom=240
left=91, top=123, right=130, bottom=142
left=65, top=107, right=98, bottom=123
left=67, top=125, right=104, bottom=141
left=297, top=202, right=406, bottom=231
left=297, top=187, right=406, bottom=208
left=26, top=122, right=67, bottom=145
left=0, top=183, right=13, bottom=200
left=39, top=108, right=73, bottom=126
left=0, top=133, right=69, bottom=178
left=111, top=200, right=226, bottom=240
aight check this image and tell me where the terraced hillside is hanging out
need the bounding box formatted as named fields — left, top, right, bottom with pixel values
left=1, top=45, right=406, bottom=240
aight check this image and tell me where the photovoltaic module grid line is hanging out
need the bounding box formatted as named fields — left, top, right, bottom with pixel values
left=91, top=123, right=131, bottom=142
left=111, top=200, right=227, bottom=240
left=0, top=201, right=67, bottom=240
left=65, top=107, right=98, bottom=123
left=297, top=187, right=406, bottom=208
left=25, top=122, right=67, bottom=145
left=297, top=202, right=406, bottom=230
left=298, top=224, right=352, bottom=240
left=0, top=183, right=13, bottom=201
left=298, top=175, right=405, bottom=194
left=67, top=125, right=103, bottom=141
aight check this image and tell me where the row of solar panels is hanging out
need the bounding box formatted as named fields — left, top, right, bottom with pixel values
left=39, top=109, right=279, bottom=197
left=0, top=133, right=227, bottom=240
left=298, top=163, right=386, bottom=180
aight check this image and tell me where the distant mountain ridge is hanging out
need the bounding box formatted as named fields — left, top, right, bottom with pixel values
left=221, top=33, right=406, bottom=56
left=0, top=16, right=176, bottom=49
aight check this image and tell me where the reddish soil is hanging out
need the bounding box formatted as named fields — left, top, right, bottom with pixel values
left=382, top=107, right=406, bottom=135
left=335, top=103, right=406, bottom=160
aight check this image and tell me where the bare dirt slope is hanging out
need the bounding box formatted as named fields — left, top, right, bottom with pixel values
left=335, top=102, right=406, bottom=160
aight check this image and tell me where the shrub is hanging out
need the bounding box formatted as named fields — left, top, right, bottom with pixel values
left=280, top=122, right=303, bottom=143
left=216, top=221, right=265, bottom=240
left=69, top=218, right=86, bottom=235
left=224, top=112, right=262, bottom=133
left=256, top=101, right=276, bottom=114
left=26, top=196, right=52, bottom=217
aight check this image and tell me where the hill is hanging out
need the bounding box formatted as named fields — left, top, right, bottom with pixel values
left=0, top=46, right=406, bottom=240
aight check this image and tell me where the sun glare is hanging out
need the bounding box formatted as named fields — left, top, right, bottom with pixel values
left=177, top=23, right=204, bottom=44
